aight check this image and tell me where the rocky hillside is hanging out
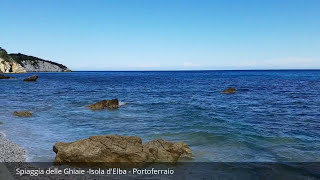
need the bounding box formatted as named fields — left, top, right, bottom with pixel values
left=10, top=53, right=71, bottom=72
left=0, top=47, right=71, bottom=73
left=0, top=48, right=26, bottom=73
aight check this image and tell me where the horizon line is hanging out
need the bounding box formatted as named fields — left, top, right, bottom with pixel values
left=73, top=68, right=320, bottom=72
left=69, top=69, right=320, bottom=72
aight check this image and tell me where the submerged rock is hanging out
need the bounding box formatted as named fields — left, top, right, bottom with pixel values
left=87, top=99, right=119, bottom=110
left=0, top=74, right=15, bottom=79
left=53, top=135, right=192, bottom=163
left=23, top=75, right=38, bottom=82
left=222, top=87, right=236, bottom=94
left=13, top=111, right=32, bottom=117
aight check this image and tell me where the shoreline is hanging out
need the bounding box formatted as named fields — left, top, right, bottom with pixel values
left=0, top=132, right=26, bottom=162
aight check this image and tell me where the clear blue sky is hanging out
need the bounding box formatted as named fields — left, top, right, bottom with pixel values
left=1, top=0, right=319, bottom=70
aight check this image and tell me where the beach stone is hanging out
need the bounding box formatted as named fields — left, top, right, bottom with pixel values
left=0, top=74, right=15, bottom=79
left=222, top=87, right=236, bottom=94
left=53, top=135, right=192, bottom=163
left=23, top=75, right=38, bottom=82
left=13, top=111, right=32, bottom=117
left=87, top=99, right=119, bottom=110
left=0, top=121, right=2, bottom=125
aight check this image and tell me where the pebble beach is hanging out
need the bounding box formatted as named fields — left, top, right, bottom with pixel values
left=0, top=133, right=26, bottom=162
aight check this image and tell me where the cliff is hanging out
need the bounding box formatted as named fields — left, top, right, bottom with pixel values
left=0, top=47, right=71, bottom=73
left=0, top=48, right=26, bottom=73
left=10, top=53, right=71, bottom=72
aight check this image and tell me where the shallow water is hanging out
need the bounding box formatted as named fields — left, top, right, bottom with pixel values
left=0, top=70, right=320, bottom=162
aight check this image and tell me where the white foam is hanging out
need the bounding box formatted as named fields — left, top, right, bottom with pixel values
left=0, top=132, right=6, bottom=138
left=119, top=101, right=128, bottom=106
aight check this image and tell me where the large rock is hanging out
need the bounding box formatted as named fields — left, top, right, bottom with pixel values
left=222, top=87, right=236, bottom=94
left=13, top=111, right=32, bottom=117
left=87, top=99, right=119, bottom=110
left=53, top=135, right=192, bottom=163
left=23, top=75, right=38, bottom=82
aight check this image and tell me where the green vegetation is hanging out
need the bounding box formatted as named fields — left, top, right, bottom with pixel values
left=0, top=48, right=13, bottom=62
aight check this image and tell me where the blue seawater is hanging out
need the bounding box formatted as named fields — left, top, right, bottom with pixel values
left=0, top=70, right=319, bottom=162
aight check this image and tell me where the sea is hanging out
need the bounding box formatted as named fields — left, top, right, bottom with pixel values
left=0, top=70, right=319, bottom=162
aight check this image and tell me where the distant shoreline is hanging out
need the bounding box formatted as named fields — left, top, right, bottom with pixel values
left=3, top=69, right=320, bottom=74
left=64, top=69, right=320, bottom=72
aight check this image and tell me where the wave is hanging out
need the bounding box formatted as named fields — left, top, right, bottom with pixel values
left=119, top=101, right=128, bottom=106
left=0, top=131, right=7, bottom=138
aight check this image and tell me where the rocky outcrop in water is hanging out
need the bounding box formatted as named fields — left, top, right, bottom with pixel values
left=13, top=111, right=32, bottom=117
left=23, top=75, right=38, bottom=82
left=0, top=47, right=71, bottom=73
left=222, top=87, right=236, bottom=94
left=53, top=135, right=192, bottom=163
left=88, top=99, right=119, bottom=110
left=0, top=48, right=26, bottom=73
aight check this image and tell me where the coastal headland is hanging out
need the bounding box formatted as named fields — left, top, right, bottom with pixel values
left=0, top=47, right=71, bottom=73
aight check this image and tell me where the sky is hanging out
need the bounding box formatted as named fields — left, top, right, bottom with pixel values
left=0, top=0, right=319, bottom=70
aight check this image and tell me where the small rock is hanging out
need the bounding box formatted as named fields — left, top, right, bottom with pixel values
left=13, top=111, right=32, bottom=117
left=0, top=74, right=15, bottom=79
left=0, top=121, right=3, bottom=125
left=88, top=99, right=119, bottom=110
left=222, top=87, right=236, bottom=94
left=23, top=75, right=38, bottom=82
